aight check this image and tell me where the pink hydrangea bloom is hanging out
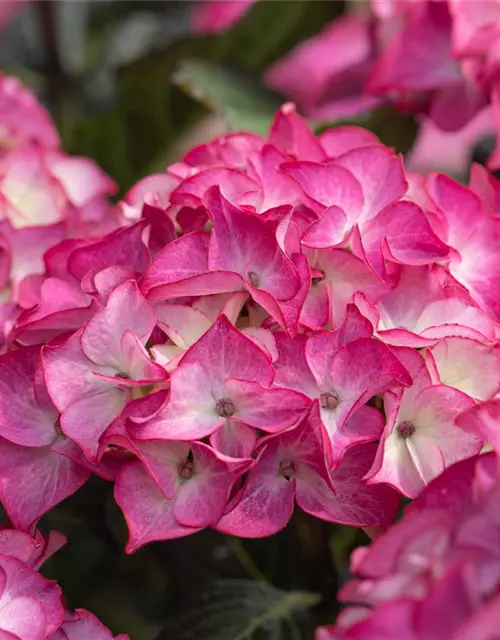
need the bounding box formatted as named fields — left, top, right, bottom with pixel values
left=318, top=447, right=500, bottom=639
left=263, top=1, right=500, bottom=170
left=2, top=74, right=500, bottom=634
left=265, top=13, right=381, bottom=122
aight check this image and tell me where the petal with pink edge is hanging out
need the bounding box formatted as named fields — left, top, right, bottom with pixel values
left=115, top=462, right=201, bottom=552
left=0, top=347, right=56, bottom=447
left=226, top=379, right=310, bottom=432
left=0, top=440, right=89, bottom=531
left=215, top=441, right=295, bottom=538
left=81, top=280, right=156, bottom=370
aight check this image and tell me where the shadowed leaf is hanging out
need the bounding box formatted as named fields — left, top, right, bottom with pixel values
left=156, top=579, right=320, bottom=640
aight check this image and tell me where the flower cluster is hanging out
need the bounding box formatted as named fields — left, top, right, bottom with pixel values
left=0, top=526, right=127, bottom=639
left=267, top=0, right=500, bottom=147
left=3, top=66, right=500, bottom=635
left=194, top=0, right=500, bottom=174
left=0, top=68, right=498, bottom=552
left=317, top=402, right=500, bottom=639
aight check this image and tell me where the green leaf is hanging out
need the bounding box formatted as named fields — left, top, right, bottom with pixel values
left=174, top=59, right=283, bottom=135
left=156, top=579, right=320, bottom=640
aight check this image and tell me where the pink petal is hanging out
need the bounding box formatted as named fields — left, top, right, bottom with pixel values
left=174, top=442, right=242, bottom=527
left=302, top=206, right=348, bottom=249
left=0, top=554, right=63, bottom=634
left=215, top=440, right=295, bottom=537
left=319, top=127, right=380, bottom=159
left=282, top=161, right=364, bottom=216
left=210, top=421, right=257, bottom=458
left=4, top=595, right=57, bottom=640
left=205, top=187, right=300, bottom=301
left=0, top=146, right=66, bottom=228
left=329, top=338, right=412, bottom=427
left=269, top=103, right=326, bottom=162
left=265, top=15, right=375, bottom=120
left=180, top=314, right=274, bottom=388
left=68, top=222, right=149, bottom=282
left=272, top=333, right=319, bottom=398
left=136, top=362, right=224, bottom=441
left=60, top=388, right=127, bottom=460
left=245, top=144, right=304, bottom=212
left=156, top=303, right=213, bottom=349
left=46, top=154, right=116, bottom=207
left=191, top=0, right=256, bottom=34
left=125, top=439, right=186, bottom=500
left=0, top=440, right=89, bottom=531
left=315, top=248, right=393, bottom=326
left=114, top=461, right=201, bottom=552
left=53, top=608, right=128, bottom=640
left=368, top=0, right=460, bottom=94
left=141, top=232, right=243, bottom=301
left=118, top=331, right=167, bottom=382
left=334, top=145, right=407, bottom=224
left=424, top=337, right=500, bottom=400
left=170, top=167, right=258, bottom=209
left=361, top=201, right=448, bottom=277
left=456, top=400, right=500, bottom=464
left=81, top=280, right=157, bottom=370
left=225, top=379, right=310, bottom=432
left=0, top=347, right=56, bottom=447
left=297, top=443, right=400, bottom=527
left=305, top=308, right=374, bottom=389
left=0, top=597, right=46, bottom=640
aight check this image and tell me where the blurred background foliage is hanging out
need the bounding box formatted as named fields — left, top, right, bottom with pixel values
left=0, top=2, right=405, bottom=638
left=4, top=0, right=420, bottom=195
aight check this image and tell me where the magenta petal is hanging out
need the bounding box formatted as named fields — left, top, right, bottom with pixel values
left=141, top=231, right=244, bottom=300
left=305, top=308, right=374, bottom=388
left=0, top=597, right=46, bottom=640
left=210, top=421, right=257, bottom=458
left=80, top=280, right=156, bottom=370
left=0, top=347, right=56, bottom=447
left=319, top=127, right=380, bottom=159
left=136, top=362, right=224, bottom=441
left=302, top=206, right=348, bottom=249
left=269, top=103, right=326, bottom=162
left=68, top=222, right=149, bottom=282
left=114, top=462, right=201, bottom=553
left=54, top=608, right=128, bottom=640
left=127, top=439, right=187, bottom=499
left=273, top=333, right=319, bottom=398
left=0, top=554, right=64, bottom=634
left=118, top=331, right=167, bottom=382
left=226, top=379, right=310, bottom=432
left=205, top=187, right=300, bottom=301
left=174, top=442, right=241, bottom=527
left=361, top=201, right=449, bottom=277
left=281, top=162, right=364, bottom=216
left=0, top=440, right=89, bottom=531
left=60, top=388, right=126, bottom=461
left=171, top=167, right=258, bottom=209
left=456, top=400, right=500, bottom=463
left=181, top=314, right=274, bottom=386
left=297, top=443, right=399, bottom=528
left=215, top=441, right=295, bottom=538
left=330, top=338, right=412, bottom=424
left=334, top=145, right=407, bottom=223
